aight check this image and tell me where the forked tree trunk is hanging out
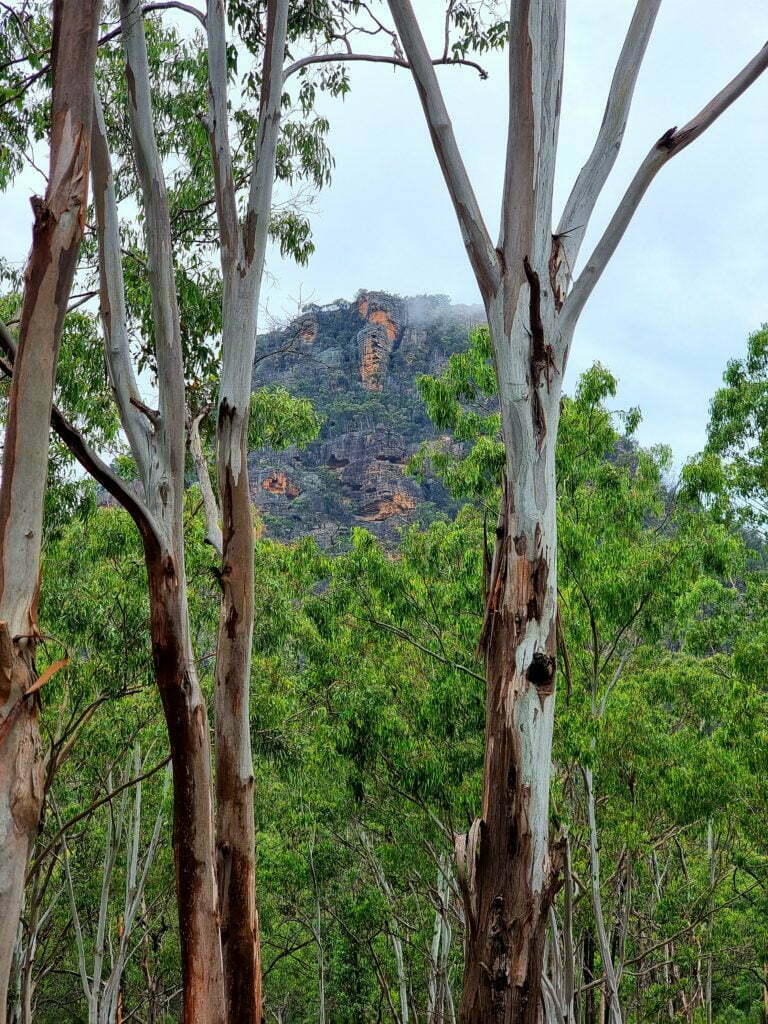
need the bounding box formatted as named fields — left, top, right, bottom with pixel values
left=206, top=1, right=289, bottom=1016
left=92, top=0, right=230, bottom=1014
left=0, top=4, right=101, bottom=1016
left=385, top=1, right=767, bottom=1019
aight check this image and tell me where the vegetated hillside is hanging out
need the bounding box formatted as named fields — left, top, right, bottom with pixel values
left=249, top=290, right=484, bottom=545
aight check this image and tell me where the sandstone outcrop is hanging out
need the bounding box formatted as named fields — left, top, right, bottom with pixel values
left=249, top=290, right=483, bottom=546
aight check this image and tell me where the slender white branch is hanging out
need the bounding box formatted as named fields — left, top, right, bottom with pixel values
left=561, top=40, right=768, bottom=335
left=119, top=0, right=186, bottom=536
left=583, top=765, right=623, bottom=1024
left=205, top=0, right=239, bottom=276
left=91, top=90, right=154, bottom=486
left=54, top=801, right=92, bottom=1007
left=92, top=774, right=126, bottom=1019
left=555, top=0, right=662, bottom=291
left=217, top=0, right=289, bottom=484
left=359, top=829, right=409, bottom=1024
left=188, top=411, right=223, bottom=556
left=386, top=0, right=500, bottom=302
left=243, top=0, right=289, bottom=280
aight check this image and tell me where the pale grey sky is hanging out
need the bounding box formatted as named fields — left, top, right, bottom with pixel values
left=2, top=1, right=767, bottom=461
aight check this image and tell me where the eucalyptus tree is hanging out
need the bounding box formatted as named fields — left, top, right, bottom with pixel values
left=416, top=340, right=760, bottom=1022
left=0, top=0, right=303, bottom=1017
left=2, top=1, right=485, bottom=1019
left=79, top=1, right=330, bottom=1014
left=376, top=3, right=768, bottom=1019
left=0, top=4, right=102, bottom=1018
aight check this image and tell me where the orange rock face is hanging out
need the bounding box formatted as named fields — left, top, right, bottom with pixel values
left=357, top=293, right=402, bottom=389
left=262, top=472, right=300, bottom=498
left=360, top=331, right=386, bottom=391
left=369, top=309, right=398, bottom=342
left=357, top=491, right=415, bottom=521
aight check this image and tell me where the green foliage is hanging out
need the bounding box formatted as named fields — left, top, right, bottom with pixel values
left=24, top=344, right=768, bottom=1022
left=706, top=323, right=768, bottom=529
left=411, top=325, right=503, bottom=498
left=0, top=3, right=50, bottom=189
left=249, top=386, right=322, bottom=450
left=5, top=0, right=768, bottom=1014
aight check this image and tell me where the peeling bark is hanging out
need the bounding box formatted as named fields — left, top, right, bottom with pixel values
left=0, top=4, right=102, bottom=1016
left=460, top=438, right=562, bottom=1023
left=384, top=2, right=767, bottom=1020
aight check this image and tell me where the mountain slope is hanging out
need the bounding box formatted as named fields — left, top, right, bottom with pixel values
left=249, top=290, right=483, bottom=545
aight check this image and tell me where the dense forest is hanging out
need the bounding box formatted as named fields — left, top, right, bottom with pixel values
left=1, top=2, right=767, bottom=1024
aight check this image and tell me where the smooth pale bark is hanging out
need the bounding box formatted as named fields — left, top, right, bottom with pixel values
left=427, top=854, right=454, bottom=1024
left=206, top=1, right=289, bottom=1017
left=361, top=829, right=411, bottom=1024
left=88, top=4, right=231, bottom=1018
left=583, top=766, right=622, bottom=1024
left=59, top=749, right=166, bottom=1024
left=0, top=4, right=101, bottom=1017
left=385, top=1, right=768, bottom=1020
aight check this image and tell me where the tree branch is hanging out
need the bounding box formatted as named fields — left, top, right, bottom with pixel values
left=216, top=0, right=290, bottom=483
left=98, top=2, right=205, bottom=46
left=0, top=327, right=163, bottom=555
left=561, top=40, right=768, bottom=335
left=205, top=0, right=239, bottom=275
left=370, top=617, right=485, bottom=684
left=244, top=0, right=290, bottom=280
left=27, top=755, right=171, bottom=884
left=91, top=90, right=156, bottom=486
left=187, top=410, right=223, bottom=556
left=498, top=0, right=565, bottom=277
left=283, top=50, right=488, bottom=82
left=119, top=0, right=186, bottom=538
left=554, top=0, right=662, bottom=298
left=386, top=0, right=500, bottom=302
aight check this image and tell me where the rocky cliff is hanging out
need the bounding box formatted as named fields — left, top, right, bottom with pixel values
left=249, top=290, right=483, bottom=546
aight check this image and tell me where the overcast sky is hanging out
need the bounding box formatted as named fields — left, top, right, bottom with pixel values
left=2, top=1, right=767, bottom=463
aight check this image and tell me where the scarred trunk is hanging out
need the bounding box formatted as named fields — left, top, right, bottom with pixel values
left=458, top=301, right=563, bottom=1024
left=458, top=489, right=561, bottom=1022
left=145, top=549, right=226, bottom=1024
left=215, top=416, right=260, bottom=1022
left=0, top=4, right=101, bottom=1015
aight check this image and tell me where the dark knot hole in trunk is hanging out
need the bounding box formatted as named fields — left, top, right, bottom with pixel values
left=526, top=652, right=555, bottom=690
